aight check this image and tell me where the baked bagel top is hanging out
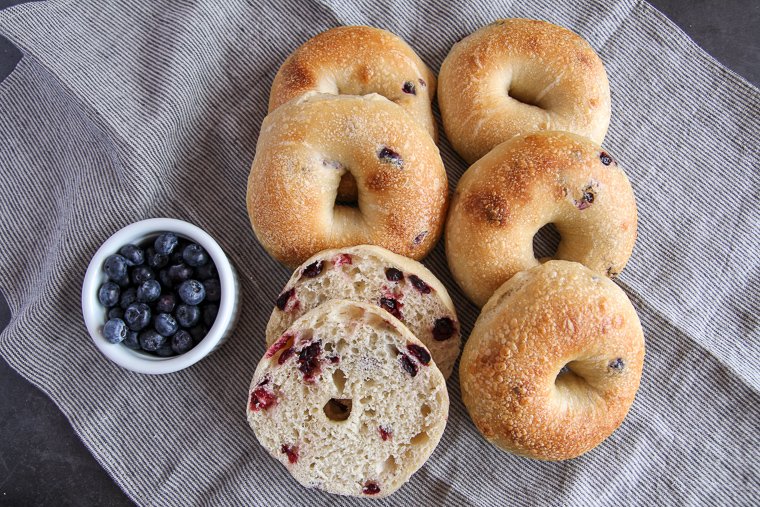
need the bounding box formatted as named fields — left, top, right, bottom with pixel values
left=247, top=93, right=448, bottom=268
left=269, top=25, right=437, bottom=138
left=439, top=18, right=611, bottom=163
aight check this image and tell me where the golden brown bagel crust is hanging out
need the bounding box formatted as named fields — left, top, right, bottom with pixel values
left=439, top=18, right=611, bottom=163
left=445, top=130, right=636, bottom=307
left=460, top=260, right=645, bottom=460
left=247, top=93, right=448, bottom=268
left=269, top=26, right=437, bottom=139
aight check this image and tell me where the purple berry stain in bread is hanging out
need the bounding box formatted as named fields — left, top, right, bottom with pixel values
left=418, top=78, right=427, bottom=87
left=333, top=253, right=352, bottom=268
left=378, top=147, right=403, bottom=167
left=249, top=377, right=277, bottom=412
left=278, top=347, right=295, bottom=365
left=297, top=340, right=323, bottom=383
left=302, top=260, right=324, bottom=278
left=281, top=444, right=299, bottom=464
left=409, top=275, right=432, bottom=294
left=362, top=482, right=381, bottom=495
left=275, top=288, right=297, bottom=312
left=379, top=426, right=393, bottom=441
left=379, top=296, right=403, bottom=320
left=432, top=317, right=456, bottom=341
left=266, top=333, right=293, bottom=359
left=407, top=343, right=431, bottom=366
left=600, top=151, right=613, bottom=166
left=575, top=184, right=596, bottom=210
left=413, top=230, right=428, bottom=246
left=400, top=353, right=418, bottom=377
left=385, top=267, right=404, bottom=282
left=402, top=81, right=417, bottom=95
left=328, top=355, right=340, bottom=364
left=608, top=358, right=625, bottom=371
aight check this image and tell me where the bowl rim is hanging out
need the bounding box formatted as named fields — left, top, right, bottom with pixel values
left=82, top=218, right=236, bottom=374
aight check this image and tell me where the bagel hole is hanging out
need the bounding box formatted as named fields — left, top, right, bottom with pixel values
left=533, top=223, right=561, bottom=260
left=555, top=362, right=592, bottom=392
left=335, top=172, right=359, bottom=208
left=323, top=398, right=352, bottom=421
left=508, top=82, right=544, bottom=109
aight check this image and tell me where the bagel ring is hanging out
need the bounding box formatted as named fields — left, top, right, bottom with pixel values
left=460, top=260, right=645, bottom=460
left=247, top=93, right=448, bottom=267
left=439, top=18, right=611, bottom=163
left=446, top=130, right=637, bottom=307
left=269, top=25, right=437, bottom=139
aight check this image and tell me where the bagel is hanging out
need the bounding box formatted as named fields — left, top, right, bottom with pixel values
left=269, top=26, right=437, bottom=139
left=446, top=130, right=637, bottom=307
left=247, top=300, right=449, bottom=498
left=265, top=245, right=460, bottom=379
left=439, top=18, right=611, bottom=164
left=460, top=260, right=645, bottom=460
left=247, top=93, right=448, bottom=267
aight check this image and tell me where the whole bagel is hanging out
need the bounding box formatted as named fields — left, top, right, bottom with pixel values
left=460, top=260, right=645, bottom=460
left=439, top=18, right=611, bottom=163
left=446, top=130, right=637, bottom=307
left=269, top=26, right=437, bottom=139
left=247, top=93, right=448, bottom=267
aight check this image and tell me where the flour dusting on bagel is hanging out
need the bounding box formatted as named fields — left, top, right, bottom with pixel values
left=269, top=25, right=438, bottom=139
left=446, top=130, right=637, bottom=307
left=247, top=93, right=448, bottom=267
left=439, top=18, right=611, bottom=163
left=459, top=261, right=645, bottom=460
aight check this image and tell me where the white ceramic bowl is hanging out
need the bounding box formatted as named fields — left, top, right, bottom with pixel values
left=82, top=218, right=240, bottom=374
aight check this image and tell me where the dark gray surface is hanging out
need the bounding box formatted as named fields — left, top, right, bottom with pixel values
left=0, top=1, right=757, bottom=505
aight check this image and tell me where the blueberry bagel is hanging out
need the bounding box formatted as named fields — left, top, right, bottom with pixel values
left=460, top=260, right=645, bottom=460
left=446, top=130, right=637, bottom=307
left=247, top=300, right=449, bottom=498
left=269, top=26, right=437, bottom=139
left=247, top=93, right=448, bottom=267
left=439, top=18, right=611, bottom=163
left=265, top=245, right=460, bottom=378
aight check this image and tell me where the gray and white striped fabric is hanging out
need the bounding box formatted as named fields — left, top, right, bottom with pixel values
left=0, top=0, right=757, bottom=505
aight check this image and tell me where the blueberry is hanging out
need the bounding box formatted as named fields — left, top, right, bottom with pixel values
left=156, top=342, right=176, bottom=357
left=154, top=313, right=178, bottom=337
left=130, top=265, right=155, bottom=285
left=175, top=304, right=200, bottom=328
left=146, top=247, right=168, bottom=269
left=136, top=279, right=161, bottom=303
left=158, top=269, right=174, bottom=289
left=139, top=329, right=165, bottom=352
left=203, top=278, right=221, bottom=303
left=98, top=281, right=120, bottom=307
left=171, top=330, right=194, bottom=354
left=113, top=275, right=130, bottom=288
left=155, top=293, right=176, bottom=313
left=203, top=303, right=219, bottom=327
left=194, top=262, right=217, bottom=280
left=123, top=330, right=141, bottom=350
left=103, top=318, right=127, bottom=344
left=170, top=243, right=187, bottom=264
left=189, top=325, right=206, bottom=345
left=154, top=232, right=179, bottom=255
left=182, top=243, right=208, bottom=267
left=119, top=244, right=144, bottom=266
left=124, top=303, right=152, bottom=331
left=103, top=254, right=128, bottom=280
left=107, top=307, right=124, bottom=320
left=178, top=280, right=205, bottom=305
left=168, top=264, right=193, bottom=283
left=119, top=287, right=137, bottom=309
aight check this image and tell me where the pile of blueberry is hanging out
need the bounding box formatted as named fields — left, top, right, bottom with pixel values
left=98, top=232, right=221, bottom=357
